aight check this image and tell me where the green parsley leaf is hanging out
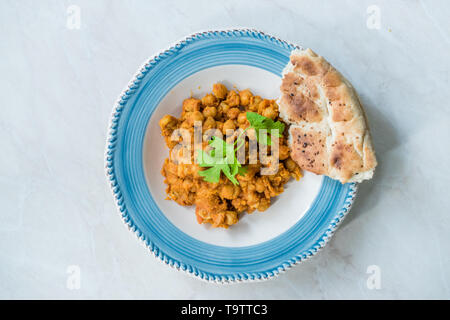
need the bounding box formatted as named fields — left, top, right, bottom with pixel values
left=196, top=136, right=241, bottom=185
left=220, top=163, right=239, bottom=185
left=197, top=164, right=222, bottom=183
left=246, top=112, right=285, bottom=145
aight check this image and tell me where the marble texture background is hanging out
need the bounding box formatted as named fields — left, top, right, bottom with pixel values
left=1, top=0, right=449, bottom=299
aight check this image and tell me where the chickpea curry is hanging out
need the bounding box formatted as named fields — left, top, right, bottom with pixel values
left=159, top=83, right=302, bottom=228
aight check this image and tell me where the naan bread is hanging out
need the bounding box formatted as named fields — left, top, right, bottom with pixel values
left=278, top=48, right=377, bottom=183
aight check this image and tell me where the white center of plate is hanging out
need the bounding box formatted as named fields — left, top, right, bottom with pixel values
left=143, top=65, right=322, bottom=247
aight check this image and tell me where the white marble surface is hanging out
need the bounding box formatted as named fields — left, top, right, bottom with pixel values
left=1, top=0, right=449, bottom=299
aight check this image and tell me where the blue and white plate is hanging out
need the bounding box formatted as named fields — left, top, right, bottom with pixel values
left=105, top=29, right=357, bottom=283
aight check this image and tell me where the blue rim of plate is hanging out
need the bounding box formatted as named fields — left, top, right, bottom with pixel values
left=105, top=28, right=358, bottom=283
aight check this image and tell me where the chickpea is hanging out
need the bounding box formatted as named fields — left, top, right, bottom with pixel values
left=271, top=176, right=282, bottom=187
left=203, top=106, right=217, bottom=118
left=247, top=191, right=259, bottom=204
left=285, top=158, right=297, bottom=172
left=239, top=89, right=253, bottom=106
left=215, top=121, right=224, bottom=132
left=249, top=96, right=262, bottom=112
left=212, top=212, right=225, bottom=227
left=180, top=119, right=191, bottom=129
left=255, top=178, right=265, bottom=193
left=212, top=83, right=228, bottom=100
left=203, top=116, right=216, bottom=130
left=239, top=122, right=249, bottom=130
left=262, top=106, right=278, bottom=120
left=222, top=119, right=236, bottom=133
left=279, top=144, right=290, bottom=160
left=159, top=115, right=178, bottom=137
left=281, top=168, right=291, bottom=180
left=246, top=128, right=257, bottom=141
left=159, top=115, right=177, bottom=130
left=182, top=98, right=201, bottom=113
left=187, top=110, right=204, bottom=125
left=257, top=198, right=271, bottom=211
left=227, top=107, right=240, bottom=120
left=220, top=185, right=234, bottom=199
left=201, top=93, right=217, bottom=107
left=221, top=185, right=239, bottom=200
left=231, top=198, right=242, bottom=210
left=182, top=178, right=194, bottom=190
left=218, top=101, right=230, bottom=114
left=237, top=112, right=248, bottom=124
left=233, top=185, right=240, bottom=198
left=258, top=99, right=271, bottom=114
left=166, top=174, right=178, bottom=184
left=226, top=90, right=240, bottom=107
left=225, top=211, right=238, bottom=225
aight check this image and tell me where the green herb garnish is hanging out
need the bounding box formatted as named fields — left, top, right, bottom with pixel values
left=197, top=136, right=243, bottom=186
left=245, top=112, right=285, bottom=145
left=197, top=112, right=285, bottom=185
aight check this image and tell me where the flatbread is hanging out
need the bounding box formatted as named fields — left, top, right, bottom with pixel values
left=278, top=48, right=377, bottom=183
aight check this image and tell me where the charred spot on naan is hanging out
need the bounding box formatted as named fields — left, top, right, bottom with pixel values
left=330, top=140, right=363, bottom=183
left=322, top=69, right=354, bottom=122
left=321, top=68, right=341, bottom=87
left=326, top=86, right=354, bottom=122
left=281, top=72, right=320, bottom=100
left=290, top=52, right=329, bottom=76
left=289, top=126, right=328, bottom=175
left=280, top=72, right=302, bottom=95
left=279, top=92, right=323, bottom=123
left=280, top=72, right=323, bottom=123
